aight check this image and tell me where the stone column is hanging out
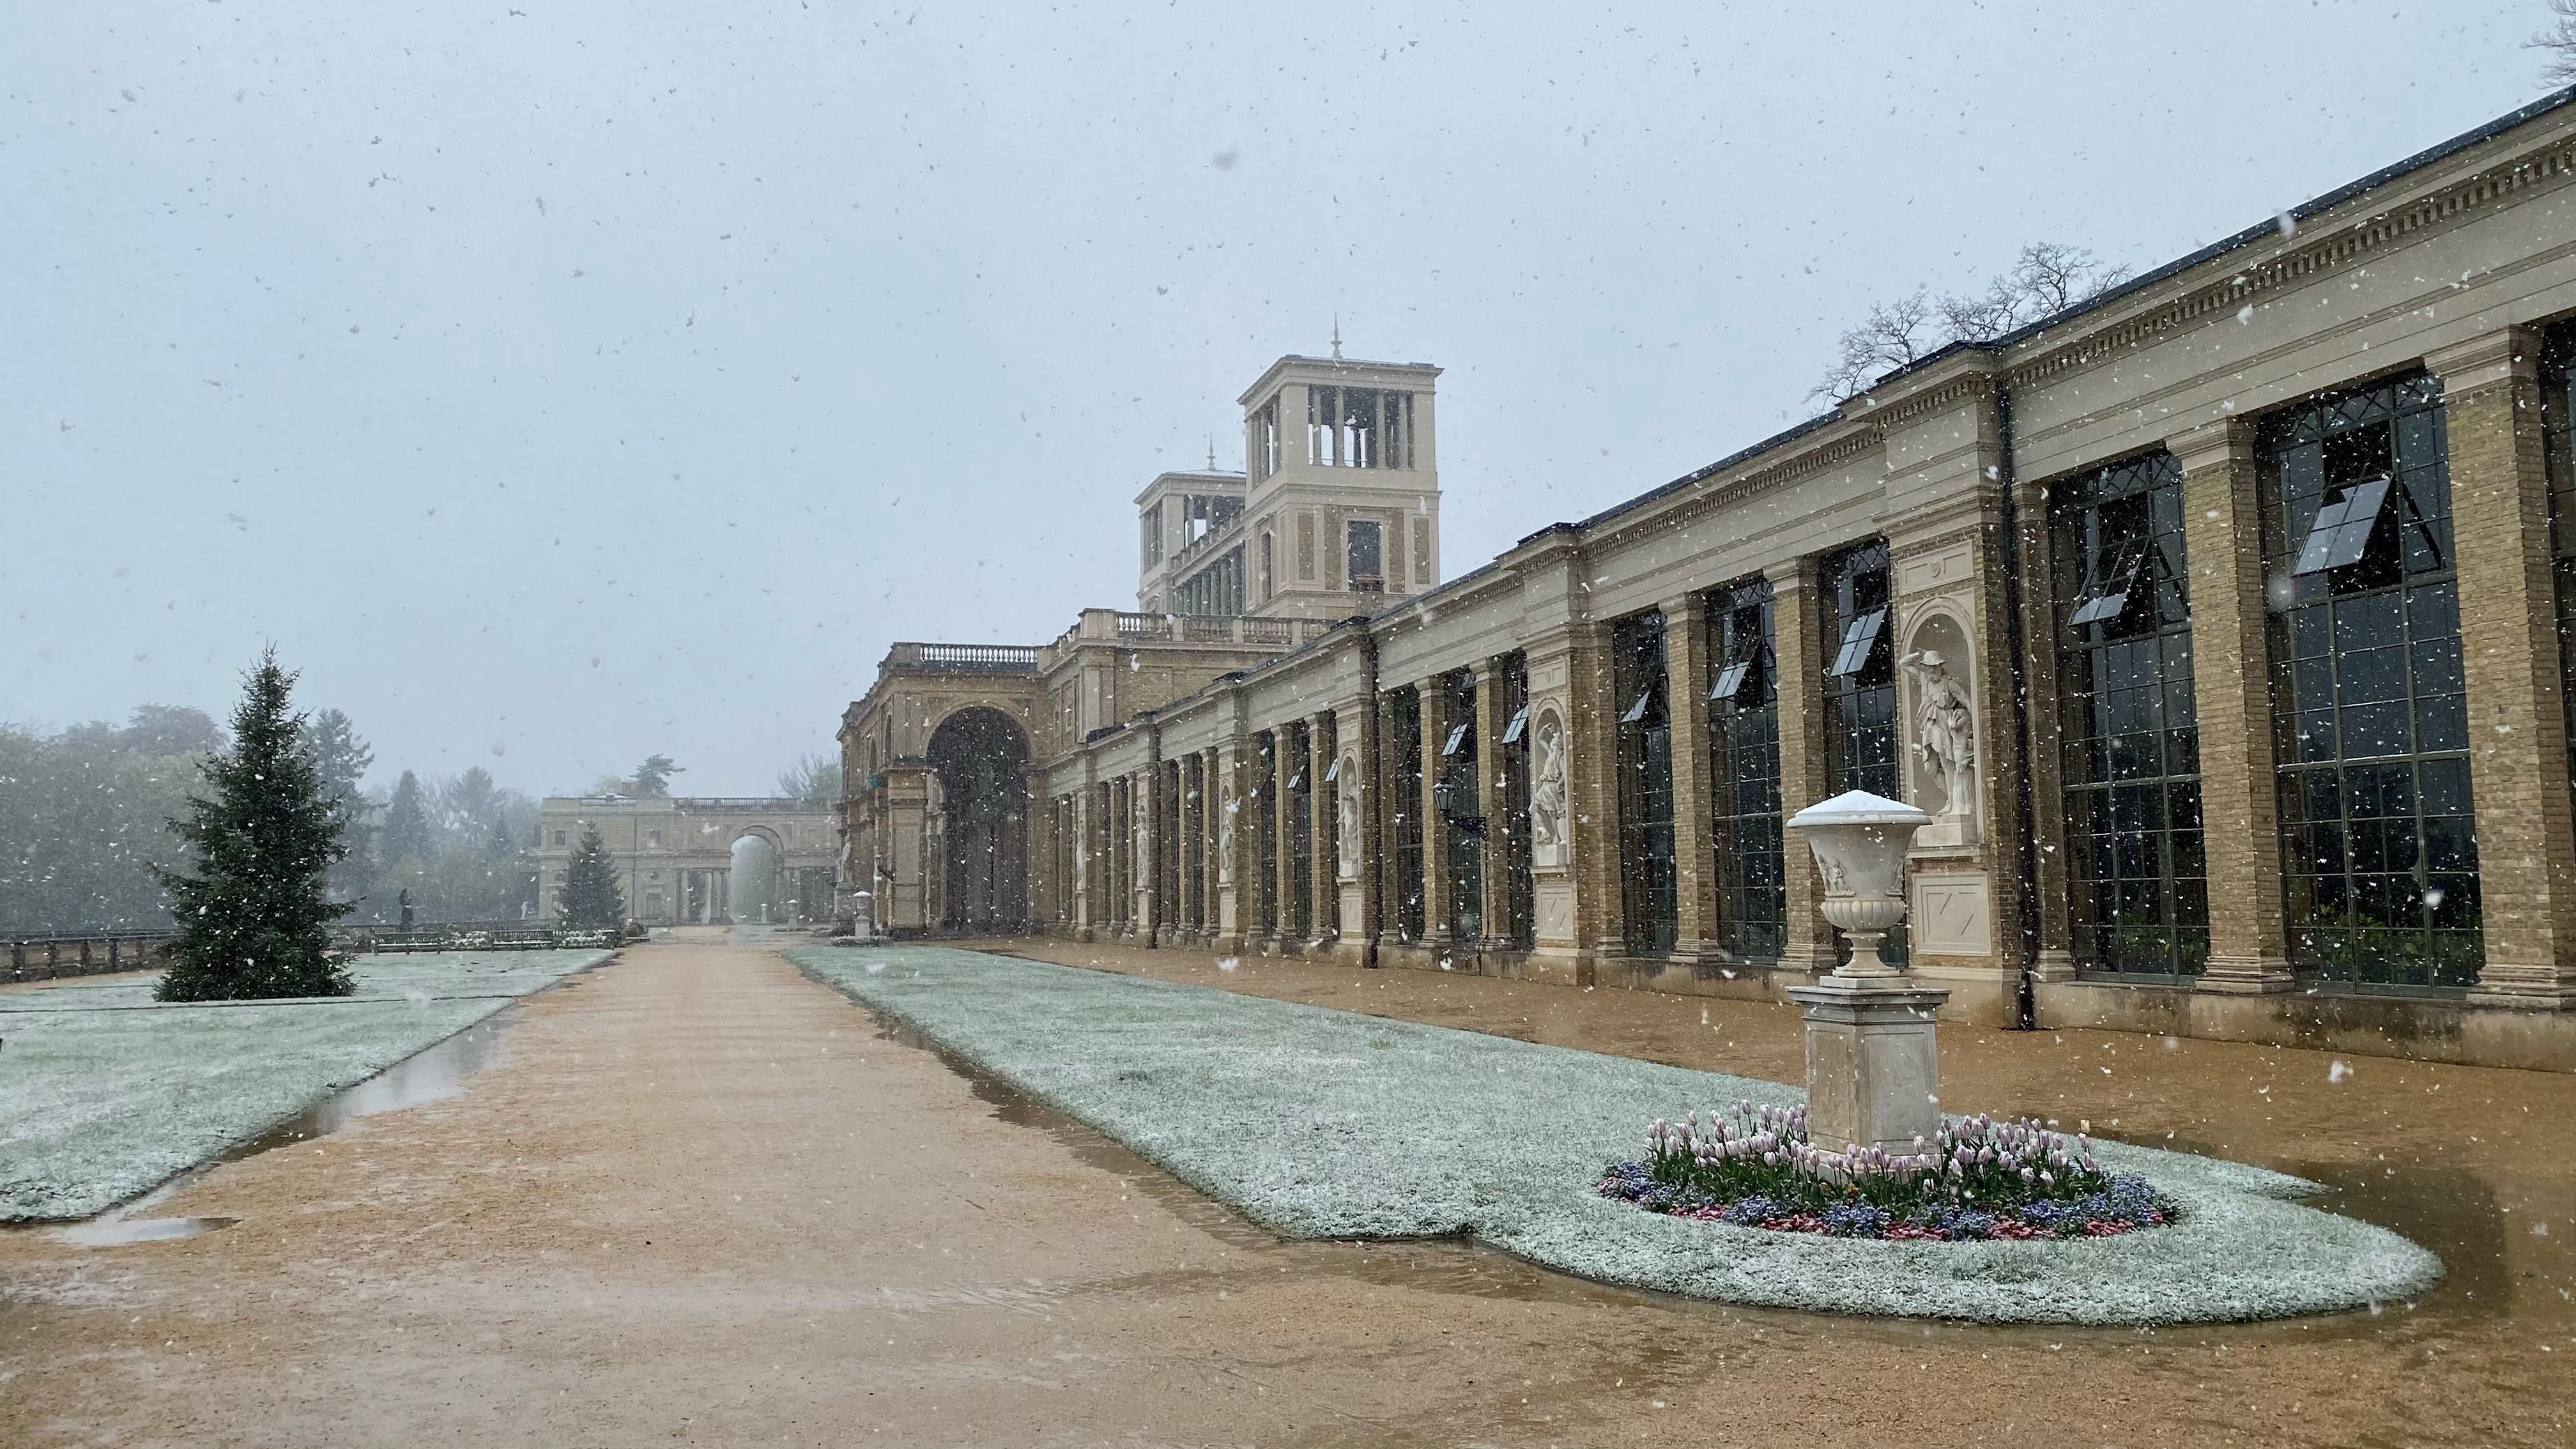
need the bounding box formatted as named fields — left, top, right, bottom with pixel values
left=1416, top=677, right=1455, bottom=949
left=1473, top=660, right=1512, bottom=951
left=1664, top=594, right=1721, bottom=961
left=2434, top=329, right=2576, bottom=1006
left=1767, top=559, right=1837, bottom=976
left=1308, top=712, right=1338, bottom=946
left=2174, top=418, right=2292, bottom=993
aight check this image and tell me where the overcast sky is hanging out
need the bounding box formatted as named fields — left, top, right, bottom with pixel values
left=3, top=1, right=2551, bottom=795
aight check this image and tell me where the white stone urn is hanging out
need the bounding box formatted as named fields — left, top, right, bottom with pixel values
left=1786, top=790, right=1929, bottom=981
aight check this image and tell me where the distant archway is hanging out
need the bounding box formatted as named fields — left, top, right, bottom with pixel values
left=729, top=830, right=781, bottom=923
left=926, top=707, right=1030, bottom=932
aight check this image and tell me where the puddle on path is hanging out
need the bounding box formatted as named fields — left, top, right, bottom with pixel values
left=233, top=1011, right=516, bottom=1157
left=52, top=1216, right=240, bottom=1246
left=2092, top=1126, right=2563, bottom=1337
left=26, top=1006, right=528, bottom=1246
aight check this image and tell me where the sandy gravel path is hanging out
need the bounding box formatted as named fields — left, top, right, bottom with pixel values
left=2, top=935, right=2568, bottom=1447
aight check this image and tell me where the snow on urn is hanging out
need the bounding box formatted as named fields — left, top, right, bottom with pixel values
left=1785, top=790, right=1929, bottom=979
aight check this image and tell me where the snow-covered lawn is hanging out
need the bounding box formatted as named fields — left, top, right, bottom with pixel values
left=785, top=945, right=2442, bottom=1325
left=0, top=949, right=611, bottom=1221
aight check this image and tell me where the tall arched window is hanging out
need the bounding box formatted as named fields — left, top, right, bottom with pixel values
left=2053, top=450, right=2206, bottom=980
left=2262, top=372, right=2480, bottom=988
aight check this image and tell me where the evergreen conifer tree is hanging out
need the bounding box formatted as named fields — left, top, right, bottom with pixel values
left=632, top=754, right=682, bottom=799
left=379, top=770, right=434, bottom=869
left=304, top=707, right=376, bottom=902
left=155, top=650, right=354, bottom=1000
left=558, top=824, right=625, bottom=929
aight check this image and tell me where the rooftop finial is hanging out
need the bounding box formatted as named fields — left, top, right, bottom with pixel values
left=1206, top=434, right=1216, bottom=470
left=1331, top=314, right=1342, bottom=360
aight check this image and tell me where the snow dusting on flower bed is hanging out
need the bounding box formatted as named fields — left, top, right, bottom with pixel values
left=786, top=944, right=2441, bottom=1325
left=1597, top=1103, right=2176, bottom=1240
left=0, top=948, right=611, bottom=1220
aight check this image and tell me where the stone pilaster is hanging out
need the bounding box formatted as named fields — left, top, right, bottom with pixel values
left=1214, top=740, right=1247, bottom=948
left=1201, top=747, right=1222, bottom=935
left=1308, top=714, right=1338, bottom=946
left=2434, top=329, right=2576, bottom=1007
left=1664, top=595, right=1721, bottom=960
left=1178, top=754, right=1202, bottom=935
left=1766, top=559, right=1837, bottom=976
left=1158, top=758, right=1180, bottom=944
left=1273, top=727, right=1299, bottom=948
left=1562, top=624, right=1625, bottom=962
left=1073, top=784, right=1099, bottom=939
left=2011, top=473, right=2076, bottom=980
left=1349, top=696, right=1391, bottom=954
left=2174, top=418, right=2292, bottom=993
left=1416, top=676, right=1455, bottom=949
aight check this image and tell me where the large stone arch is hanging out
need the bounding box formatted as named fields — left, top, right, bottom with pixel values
left=726, top=824, right=786, bottom=923
left=927, top=705, right=1032, bottom=932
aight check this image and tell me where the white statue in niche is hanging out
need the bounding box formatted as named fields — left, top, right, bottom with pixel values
left=1903, top=648, right=1977, bottom=827
left=1336, top=757, right=1362, bottom=878
left=1529, top=710, right=1568, bottom=867
left=1216, top=785, right=1236, bottom=880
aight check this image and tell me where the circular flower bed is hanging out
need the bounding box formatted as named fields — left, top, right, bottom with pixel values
left=1597, top=1103, right=2175, bottom=1241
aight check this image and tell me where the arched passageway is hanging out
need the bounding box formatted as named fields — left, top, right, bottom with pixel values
left=927, top=707, right=1031, bottom=932
left=729, top=832, right=781, bottom=923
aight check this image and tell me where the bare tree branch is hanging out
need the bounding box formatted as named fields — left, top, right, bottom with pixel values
left=1808, top=288, right=1940, bottom=403
left=1811, top=243, right=2131, bottom=401
left=2536, top=0, right=2576, bottom=85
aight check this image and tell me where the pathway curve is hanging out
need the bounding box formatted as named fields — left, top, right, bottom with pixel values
left=1, top=937, right=2566, bottom=1446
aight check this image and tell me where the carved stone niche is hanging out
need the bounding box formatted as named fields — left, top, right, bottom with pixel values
left=1335, top=751, right=1363, bottom=881
left=1897, top=608, right=1980, bottom=851
left=1526, top=705, right=1569, bottom=871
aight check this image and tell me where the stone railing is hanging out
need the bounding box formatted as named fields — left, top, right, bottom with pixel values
left=884, top=641, right=1043, bottom=674
left=6, top=933, right=177, bottom=983
left=1055, top=610, right=1331, bottom=652
left=5, top=922, right=620, bottom=981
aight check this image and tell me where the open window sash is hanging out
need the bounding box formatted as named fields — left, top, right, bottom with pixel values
left=1709, top=632, right=1768, bottom=703
left=2290, top=475, right=2392, bottom=578
left=1825, top=608, right=1886, bottom=678
left=2067, top=543, right=2147, bottom=629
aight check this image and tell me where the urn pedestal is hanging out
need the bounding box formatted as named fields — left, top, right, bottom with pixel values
left=1784, top=790, right=1951, bottom=1156
left=1783, top=979, right=1951, bottom=1154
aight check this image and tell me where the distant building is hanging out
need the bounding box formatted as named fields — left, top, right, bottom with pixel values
left=534, top=796, right=836, bottom=926
left=839, top=90, right=2576, bottom=1072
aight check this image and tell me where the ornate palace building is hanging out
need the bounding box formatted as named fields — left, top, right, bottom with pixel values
left=535, top=795, right=838, bottom=926
left=841, top=88, right=2576, bottom=1071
